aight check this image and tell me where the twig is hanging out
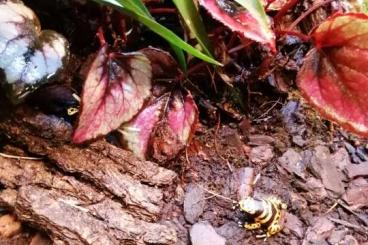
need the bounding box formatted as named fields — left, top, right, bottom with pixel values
left=197, top=185, right=236, bottom=203
left=214, top=115, right=233, bottom=172
left=337, top=200, right=368, bottom=226
left=325, top=201, right=338, bottom=214
left=328, top=217, right=368, bottom=235
left=288, top=0, right=335, bottom=31
left=254, top=99, right=282, bottom=121
left=274, top=0, right=301, bottom=23
left=0, top=152, right=42, bottom=160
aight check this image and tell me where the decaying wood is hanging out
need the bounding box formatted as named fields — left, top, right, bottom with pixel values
left=0, top=108, right=178, bottom=244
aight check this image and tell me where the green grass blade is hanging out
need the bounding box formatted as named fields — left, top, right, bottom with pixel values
left=116, top=0, right=188, bottom=70
left=170, top=43, right=187, bottom=71
left=125, top=0, right=152, bottom=17
left=172, top=0, right=213, bottom=57
left=234, top=0, right=270, bottom=33
left=93, top=0, right=222, bottom=66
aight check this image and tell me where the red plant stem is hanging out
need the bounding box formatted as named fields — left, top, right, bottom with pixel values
left=149, top=8, right=177, bottom=14
left=228, top=40, right=254, bottom=54
left=97, top=27, right=106, bottom=46
left=274, top=0, right=300, bottom=23
left=287, top=0, right=335, bottom=31
left=176, top=62, right=207, bottom=81
left=187, top=62, right=207, bottom=75
left=275, top=30, right=310, bottom=41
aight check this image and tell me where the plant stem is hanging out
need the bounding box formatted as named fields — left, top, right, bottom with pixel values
left=149, top=8, right=177, bottom=14
left=97, top=27, right=107, bottom=46
left=274, top=0, right=300, bottom=23
left=287, top=0, right=334, bottom=31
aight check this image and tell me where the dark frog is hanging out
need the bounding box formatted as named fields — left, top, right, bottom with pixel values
left=0, top=0, right=69, bottom=103
left=236, top=196, right=287, bottom=238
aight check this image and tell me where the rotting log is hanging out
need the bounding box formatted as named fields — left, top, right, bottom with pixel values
left=0, top=108, right=178, bottom=244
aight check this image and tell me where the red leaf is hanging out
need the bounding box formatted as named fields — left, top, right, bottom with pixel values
left=166, top=90, right=198, bottom=145
left=199, top=0, right=275, bottom=51
left=73, top=45, right=152, bottom=143
left=119, top=90, right=198, bottom=160
left=297, top=13, right=368, bottom=136
left=119, top=97, right=166, bottom=158
left=151, top=90, right=198, bottom=161
left=140, top=47, right=179, bottom=79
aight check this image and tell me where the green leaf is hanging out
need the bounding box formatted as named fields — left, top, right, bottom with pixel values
left=172, top=0, right=213, bottom=57
left=129, top=0, right=152, bottom=16
left=92, top=0, right=222, bottom=66
left=234, top=0, right=273, bottom=45
left=170, top=43, right=187, bottom=71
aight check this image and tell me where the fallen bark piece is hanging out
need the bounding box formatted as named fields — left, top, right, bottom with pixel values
left=0, top=109, right=177, bottom=220
left=0, top=189, right=17, bottom=208
left=90, top=141, right=177, bottom=186
left=16, top=186, right=177, bottom=245
left=0, top=156, right=177, bottom=244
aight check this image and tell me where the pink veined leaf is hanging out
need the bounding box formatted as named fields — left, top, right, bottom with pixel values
left=151, top=90, right=199, bottom=161
left=119, top=97, right=166, bottom=158
left=166, top=90, right=198, bottom=145
left=73, top=45, right=152, bottom=143
left=119, top=90, right=198, bottom=160
left=297, top=13, right=368, bottom=137
left=199, top=0, right=275, bottom=52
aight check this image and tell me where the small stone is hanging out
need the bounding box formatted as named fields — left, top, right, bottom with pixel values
left=340, top=235, right=359, bottom=245
left=345, top=163, right=368, bottom=179
left=309, top=146, right=345, bottom=196
left=342, top=178, right=368, bottom=210
left=190, top=222, right=226, bottom=245
left=216, top=222, right=246, bottom=243
left=249, top=145, right=274, bottom=165
left=184, top=184, right=206, bottom=224
left=289, top=192, right=308, bottom=211
left=305, top=177, right=328, bottom=200
left=278, top=149, right=306, bottom=178
left=175, top=185, right=185, bottom=205
left=328, top=229, right=348, bottom=244
left=283, top=212, right=304, bottom=238
left=330, top=148, right=351, bottom=171
left=303, top=217, right=334, bottom=244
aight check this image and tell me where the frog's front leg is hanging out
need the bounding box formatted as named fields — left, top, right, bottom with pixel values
left=244, top=222, right=261, bottom=230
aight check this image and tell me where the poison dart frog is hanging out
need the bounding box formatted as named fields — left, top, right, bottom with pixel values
left=236, top=196, right=287, bottom=238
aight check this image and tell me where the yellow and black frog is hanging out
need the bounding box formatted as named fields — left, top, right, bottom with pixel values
left=235, top=196, right=287, bottom=238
